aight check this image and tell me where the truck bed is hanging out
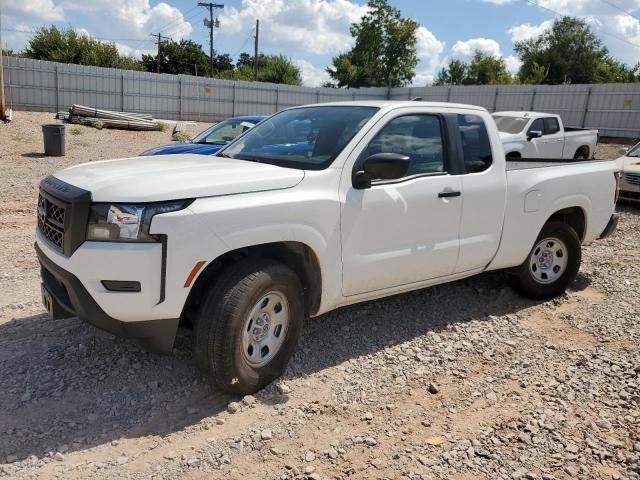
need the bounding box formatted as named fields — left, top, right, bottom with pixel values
left=506, top=158, right=608, bottom=171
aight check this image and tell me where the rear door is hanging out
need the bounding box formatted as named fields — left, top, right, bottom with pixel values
left=455, top=113, right=508, bottom=272
left=541, top=117, right=564, bottom=157
left=340, top=108, right=463, bottom=296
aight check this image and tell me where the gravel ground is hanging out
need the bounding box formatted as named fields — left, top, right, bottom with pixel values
left=0, top=111, right=638, bottom=480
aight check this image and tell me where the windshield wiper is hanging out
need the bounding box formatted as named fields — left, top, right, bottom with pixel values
left=215, top=152, right=233, bottom=158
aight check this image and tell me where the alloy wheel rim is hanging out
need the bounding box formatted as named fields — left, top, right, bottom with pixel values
left=529, top=237, right=568, bottom=284
left=241, top=291, right=289, bottom=368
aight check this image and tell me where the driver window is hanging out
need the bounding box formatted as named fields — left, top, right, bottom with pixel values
left=361, top=114, right=445, bottom=178
left=528, top=118, right=544, bottom=136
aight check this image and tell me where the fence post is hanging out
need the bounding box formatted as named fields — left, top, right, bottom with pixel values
left=120, top=72, right=124, bottom=112
left=493, top=86, right=499, bottom=112
left=231, top=83, right=236, bottom=117
left=581, top=87, right=592, bottom=128
left=275, top=85, right=280, bottom=111
left=197, top=78, right=201, bottom=122
left=408, top=87, right=412, bottom=100
left=316, top=87, right=320, bottom=104
left=530, top=88, right=536, bottom=110
left=54, top=64, right=59, bottom=113
left=446, top=86, right=451, bottom=102
left=178, top=76, right=183, bottom=120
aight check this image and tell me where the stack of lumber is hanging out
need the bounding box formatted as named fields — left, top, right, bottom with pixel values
left=56, top=105, right=159, bottom=130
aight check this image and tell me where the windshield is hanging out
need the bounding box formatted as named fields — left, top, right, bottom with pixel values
left=192, top=119, right=257, bottom=145
left=218, top=106, right=378, bottom=170
left=493, top=115, right=530, bottom=134
left=627, top=142, right=640, bottom=157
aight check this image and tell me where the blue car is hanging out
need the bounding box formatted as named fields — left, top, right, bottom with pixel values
left=141, top=115, right=266, bottom=156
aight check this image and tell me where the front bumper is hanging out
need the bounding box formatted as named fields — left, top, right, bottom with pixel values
left=36, top=243, right=178, bottom=353
left=599, top=213, right=619, bottom=240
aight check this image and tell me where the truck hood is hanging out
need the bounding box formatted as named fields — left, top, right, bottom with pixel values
left=615, top=155, right=640, bottom=172
left=498, top=131, right=523, bottom=143
left=53, top=154, right=305, bottom=202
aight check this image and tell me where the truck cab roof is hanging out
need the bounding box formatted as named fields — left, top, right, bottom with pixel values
left=493, top=111, right=558, bottom=119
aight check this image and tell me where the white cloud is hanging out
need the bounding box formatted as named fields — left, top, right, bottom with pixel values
left=451, top=38, right=502, bottom=60
left=412, top=26, right=445, bottom=86
left=504, top=55, right=522, bottom=72
left=219, top=0, right=368, bottom=56
left=293, top=58, right=329, bottom=87
left=1, top=0, right=64, bottom=22
left=507, top=20, right=554, bottom=42
left=59, top=1, right=193, bottom=40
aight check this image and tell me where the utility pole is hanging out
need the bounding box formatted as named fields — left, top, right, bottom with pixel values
left=0, top=13, right=6, bottom=121
left=151, top=32, right=170, bottom=74
left=253, top=19, right=259, bottom=81
left=198, top=2, right=224, bottom=77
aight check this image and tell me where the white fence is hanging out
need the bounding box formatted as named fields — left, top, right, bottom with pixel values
left=4, top=56, right=640, bottom=138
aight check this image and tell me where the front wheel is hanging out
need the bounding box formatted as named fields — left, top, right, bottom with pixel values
left=194, top=258, right=304, bottom=394
left=507, top=221, right=581, bottom=299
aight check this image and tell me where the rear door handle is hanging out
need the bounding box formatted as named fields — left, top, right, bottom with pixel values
left=438, top=190, right=461, bottom=198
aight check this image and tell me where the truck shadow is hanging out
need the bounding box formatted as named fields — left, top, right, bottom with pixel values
left=0, top=270, right=591, bottom=463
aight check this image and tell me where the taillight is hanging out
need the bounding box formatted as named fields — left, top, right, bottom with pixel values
left=613, top=170, right=621, bottom=203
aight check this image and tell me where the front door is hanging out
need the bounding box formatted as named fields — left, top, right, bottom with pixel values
left=340, top=112, right=463, bottom=296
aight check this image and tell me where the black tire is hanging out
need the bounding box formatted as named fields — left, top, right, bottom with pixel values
left=507, top=221, right=581, bottom=300
left=194, top=258, right=304, bottom=394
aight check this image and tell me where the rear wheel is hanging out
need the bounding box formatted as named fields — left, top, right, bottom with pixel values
left=194, top=258, right=304, bottom=394
left=573, top=147, right=589, bottom=160
left=507, top=221, right=581, bottom=299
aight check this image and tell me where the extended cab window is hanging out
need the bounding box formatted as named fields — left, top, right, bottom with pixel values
left=543, top=117, right=560, bottom=135
left=362, top=115, right=445, bottom=178
left=458, top=114, right=492, bottom=173
left=528, top=118, right=544, bottom=135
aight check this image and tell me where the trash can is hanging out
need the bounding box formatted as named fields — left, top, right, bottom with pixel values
left=42, top=124, right=66, bottom=156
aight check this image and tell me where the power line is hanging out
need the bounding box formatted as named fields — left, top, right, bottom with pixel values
left=524, top=0, right=640, bottom=48
left=230, top=27, right=255, bottom=58
left=163, top=8, right=204, bottom=38
left=151, top=32, right=171, bottom=73
left=598, top=0, right=640, bottom=23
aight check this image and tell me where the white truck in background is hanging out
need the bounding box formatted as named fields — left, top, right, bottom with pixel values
left=35, top=101, right=619, bottom=394
left=493, top=111, right=598, bottom=160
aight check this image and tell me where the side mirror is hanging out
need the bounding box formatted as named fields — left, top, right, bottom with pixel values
left=353, top=153, right=411, bottom=189
left=527, top=130, right=543, bottom=141
left=619, top=147, right=629, bottom=156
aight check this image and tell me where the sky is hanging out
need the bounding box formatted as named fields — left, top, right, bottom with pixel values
left=1, top=0, right=640, bottom=86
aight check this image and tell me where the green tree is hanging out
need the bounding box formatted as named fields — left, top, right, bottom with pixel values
left=327, top=0, right=418, bottom=87
left=465, top=51, right=512, bottom=85
left=515, top=16, right=637, bottom=84
left=24, top=26, right=142, bottom=70
left=141, top=39, right=209, bottom=75
left=433, top=59, right=467, bottom=86
left=257, top=55, right=302, bottom=85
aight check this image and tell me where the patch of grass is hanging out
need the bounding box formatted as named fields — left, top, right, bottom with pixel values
left=155, top=121, right=168, bottom=132
left=172, top=132, right=191, bottom=142
left=70, top=126, right=84, bottom=135
left=87, top=119, right=105, bottom=130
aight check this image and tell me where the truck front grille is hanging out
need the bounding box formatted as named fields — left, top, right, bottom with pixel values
left=624, top=172, right=640, bottom=186
left=37, top=194, right=66, bottom=251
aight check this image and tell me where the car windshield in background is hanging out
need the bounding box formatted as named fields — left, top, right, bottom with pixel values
left=627, top=143, right=640, bottom=157
left=493, top=115, right=529, bottom=134
left=218, top=106, right=378, bottom=170
left=192, top=119, right=257, bottom=145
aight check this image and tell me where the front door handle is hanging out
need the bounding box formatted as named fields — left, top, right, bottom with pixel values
left=438, top=190, right=461, bottom=198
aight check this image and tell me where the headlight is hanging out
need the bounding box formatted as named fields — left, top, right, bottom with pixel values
left=86, top=200, right=192, bottom=242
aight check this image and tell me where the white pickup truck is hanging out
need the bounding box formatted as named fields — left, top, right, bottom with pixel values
left=36, top=101, right=619, bottom=394
left=492, top=111, right=598, bottom=160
